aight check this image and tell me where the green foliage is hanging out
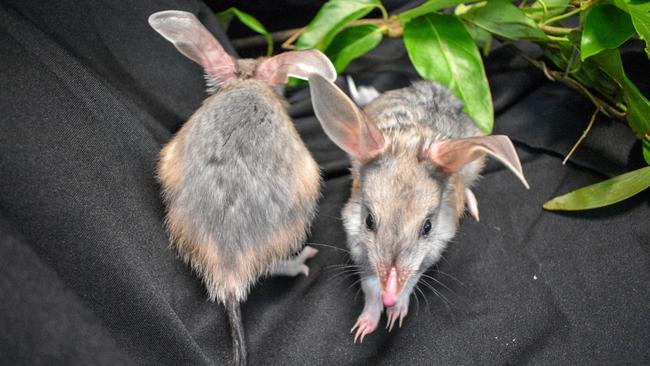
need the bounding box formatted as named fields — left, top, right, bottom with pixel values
left=295, top=0, right=383, bottom=50
left=460, top=0, right=548, bottom=41
left=614, top=0, right=650, bottom=58
left=580, top=5, right=635, bottom=60
left=592, top=49, right=650, bottom=138
left=403, top=14, right=493, bottom=133
left=217, top=7, right=273, bottom=56
left=224, top=0, right=650, bottom=210
left=543, top=166, right=650, bottom=210
left=399, top=0, right=467, bottom=22
left=524, top=0, right=570, bottom=21
left=325, top=24, right=383, bottom=72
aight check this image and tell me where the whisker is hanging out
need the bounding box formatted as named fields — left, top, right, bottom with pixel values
left=306, top=242, right=350, bottom=254
left=317, top=214, right=345, bottom=222
left=430, top=269, right=465, bottom=287
left=354, top=286, right=362, bottom=302
left=420, top=278, right=454, bottom=315
left=325, top=263, right=362, bottom=269
left=420, top=273, right=455, bottom=294
left=411, top=286, right=421, bottom=315
left=347, top=278, right=363, bottom=292
left=325, top=270, right=361, bottom=285
left=415, top=284, right=429, bottom=313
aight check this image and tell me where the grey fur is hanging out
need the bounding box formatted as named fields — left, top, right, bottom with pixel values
left=346, top=81, right=484, bottom=275
left=151, top=10, right=328, bottom=365
left=311, top=79, right=493, bottom=340
left=160, top=75, right=321, bottom=303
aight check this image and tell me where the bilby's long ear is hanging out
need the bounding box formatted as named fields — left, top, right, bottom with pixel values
left=429, top=135, right=530, bottom=188
left=308, top=74, right=387, bottom=164
left=256, top=49, right=336, bottom=85
left=148, top=10, right=236, bottom=85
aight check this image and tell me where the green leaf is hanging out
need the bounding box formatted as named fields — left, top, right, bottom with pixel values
left=324, top=24, right=383, bottom=73
left=295, top=0, right=381, bottom=50
left=580, top=5, right=635, bottom=61
left=461, top=0, right=548, bottom=41
left=217, top=8, right=273, bottom=56
left=643, top=139, right=650, bottom=165
left=592, top=49, right=650, bottom=138
left=403, top=13, right=493, bottom=133
left=613, top=0, right=650, bottom=59
left=524, top=0, right=570, bottom=21
left=543, top=166, right=650, bottom=211
left=628, top=2, right=650, bottom=59
left=462, top=20, right=493, bottom=52
left=543, top=40, right=622, bottom=103
left=399, top=0, right=468, bottom=23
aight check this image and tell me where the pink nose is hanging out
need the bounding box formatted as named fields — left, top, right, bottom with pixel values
left=382, top=267, right=399, bottom=307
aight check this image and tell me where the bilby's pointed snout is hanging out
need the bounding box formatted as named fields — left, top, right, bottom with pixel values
left=382, top=267, right=399, bottom=307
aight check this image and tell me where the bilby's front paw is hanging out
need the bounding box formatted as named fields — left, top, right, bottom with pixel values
left=351, top=310, right=381, bottom=343
left=385, top=298, right=409, bottom=332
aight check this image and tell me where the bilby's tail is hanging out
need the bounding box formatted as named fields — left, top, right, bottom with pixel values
left=224, top=298, right=246, bottom=366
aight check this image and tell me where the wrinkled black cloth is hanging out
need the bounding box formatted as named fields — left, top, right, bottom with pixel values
left=0, top=1, right=648, bottom=365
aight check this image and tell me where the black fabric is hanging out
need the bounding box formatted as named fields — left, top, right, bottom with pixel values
left=0, top=1, right=648, bottom=365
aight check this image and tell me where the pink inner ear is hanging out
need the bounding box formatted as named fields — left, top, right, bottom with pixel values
left=308, top=74, right=387, bottom=164
left=148, top=11, right=236, bottom=85
left=429, top=135, right=529, bottom=189
left=256, top=49, right=336, bottom=85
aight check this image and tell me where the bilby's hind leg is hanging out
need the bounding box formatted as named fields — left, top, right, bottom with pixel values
left=268, top=246, right=319, bottom=277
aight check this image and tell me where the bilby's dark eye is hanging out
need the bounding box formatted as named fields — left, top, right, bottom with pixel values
left=365, top=213, right=376, bottom=232
left=421, top=219, right=432, bottom=236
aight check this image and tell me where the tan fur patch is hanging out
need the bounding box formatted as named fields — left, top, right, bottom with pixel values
left=167, top=205, right=310, bottom=303
left=452, top=175, right=466, bottom=220
left=158, top=139, right=182, bottom=193
left=292, top=151, right=320, bottom=204
left=157, top=114, right=198, bottom=194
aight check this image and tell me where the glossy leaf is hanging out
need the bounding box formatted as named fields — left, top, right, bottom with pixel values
left=580, top=5, right=635, bottom=61
left=403, top=13, right=493, bottom=133
left=461, top=0, right=547, bottom=41
left=325, top=24, right=383, bottom=73
left=462, top=20, right=493, bottom=52
left=614, top=0, right=650, bottom=59
left=399, top=0, right=467, bottom=22
left=543, top=166, right=650, bottom=210
left=217, top=7, right=273, bottom=55
left=592, top=49, right=650, bottom=139
left=295, top=0, right=381, bottom=50
left=643, top=139, right=650, bottom=165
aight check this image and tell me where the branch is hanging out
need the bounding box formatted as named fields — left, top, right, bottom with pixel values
left=230, top=17, right=403, bottom=51
left=563, top=109, right=599, bottom=164
left=508, top=45, right=627, bottom=120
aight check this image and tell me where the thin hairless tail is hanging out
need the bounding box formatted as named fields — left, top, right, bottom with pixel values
left=225, top=299, right=246, bottom=366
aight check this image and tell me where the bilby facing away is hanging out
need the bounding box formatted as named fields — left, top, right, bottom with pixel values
left=149, top=11, right=336, bottom=365
left=308, top=74, right=529, bottom=342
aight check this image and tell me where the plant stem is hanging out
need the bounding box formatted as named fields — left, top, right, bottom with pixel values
left=378, top=4, right=389, bottom=20
left=540, top=24, right=574, bottom=36
left=543, top=7, right=581, bottom=25
left=232, top=18, right=402, bottom=50
left=563, top=109, right=598, bottom=164
left=509, top=45, right=627, bottom=120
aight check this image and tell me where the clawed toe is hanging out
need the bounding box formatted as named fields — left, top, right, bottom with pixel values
left=351, top=313, right=379, bottom=343
left=385, top=305, right=408, bottom=332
